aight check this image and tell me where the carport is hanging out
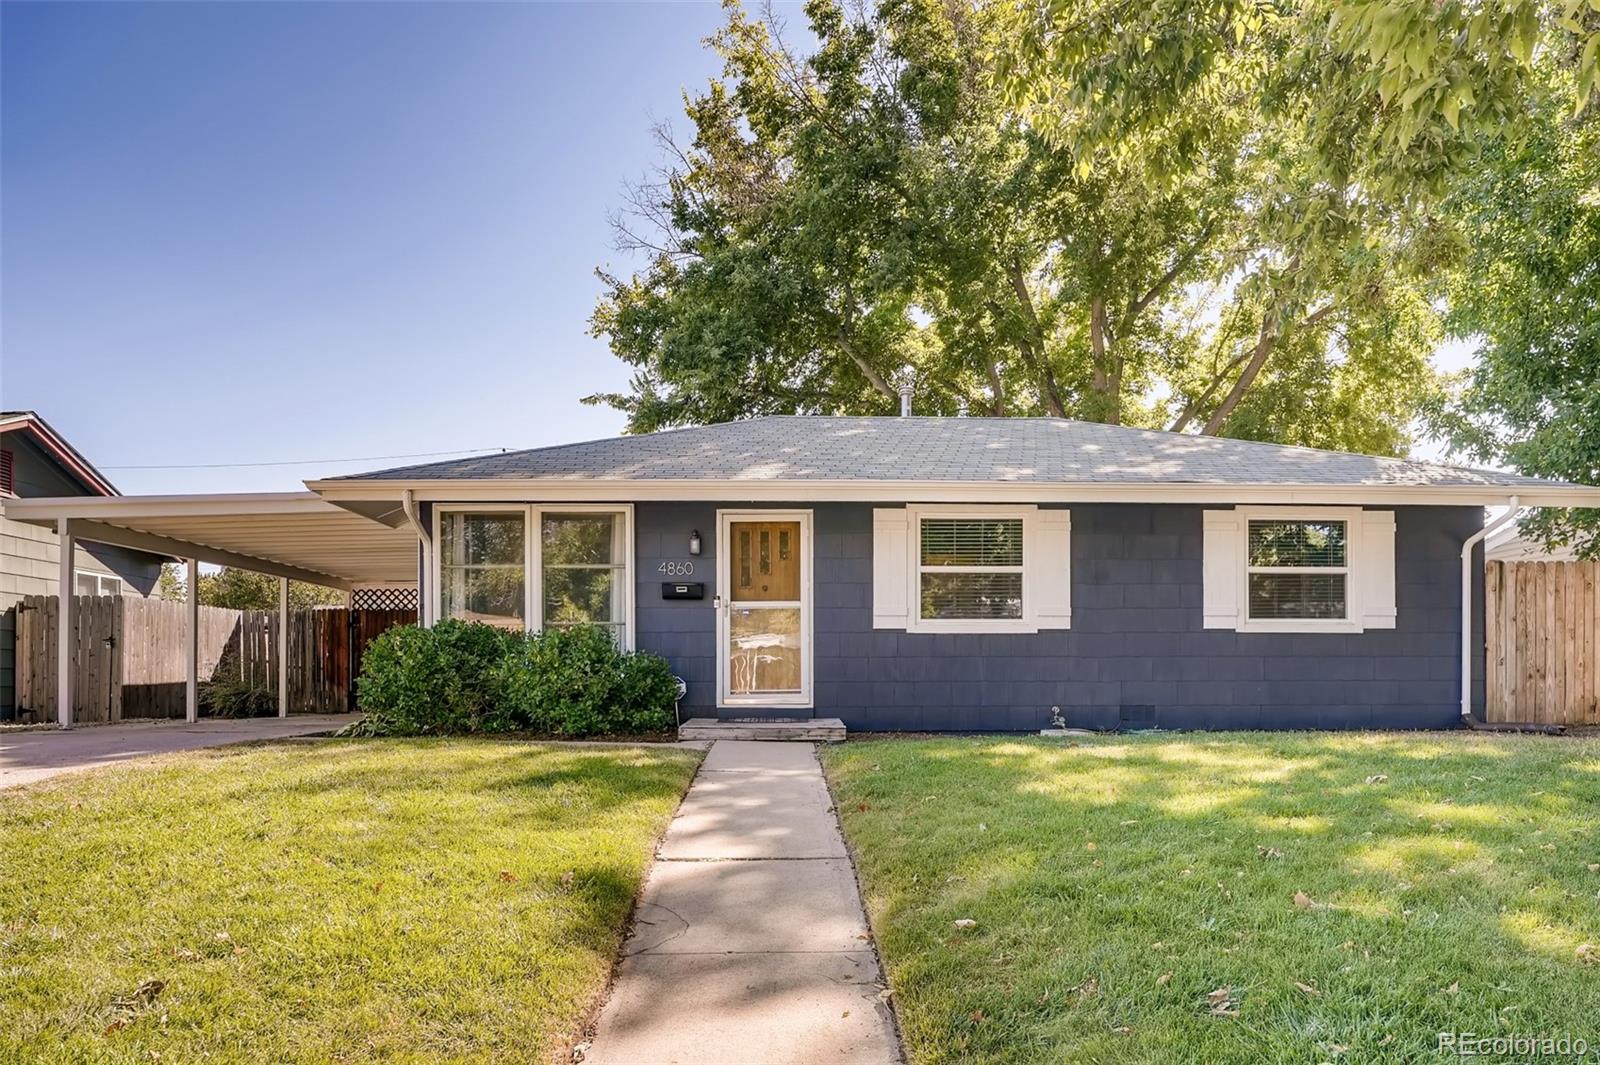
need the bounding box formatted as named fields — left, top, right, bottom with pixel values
left=4, top=492, right=420, bottom=728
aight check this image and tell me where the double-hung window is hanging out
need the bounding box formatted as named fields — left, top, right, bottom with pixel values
left=434, top=505, right=633, bottom=643
left=918, top=516, right=1026, bottom=624
left=1204, top=506, right=1395, bottom=633
left=1246, top=517, right=1349, bottom=621
left=872, top=505, right=1071, bottom=633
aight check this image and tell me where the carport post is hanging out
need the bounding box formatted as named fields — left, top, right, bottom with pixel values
left=56, top=518, right=75, bottom=729
left=185, top=558, right=199, bottom=723
left=277, top=577, right=289, bottom=717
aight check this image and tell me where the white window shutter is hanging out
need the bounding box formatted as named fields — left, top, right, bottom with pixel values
left=1031, top=509, right=1072, bottom=628
left=1203, top=510, right=1242, bottom=629
left=1358, top=510, right=1397, bottom=629
left=872, top=508, right=910, bottom=629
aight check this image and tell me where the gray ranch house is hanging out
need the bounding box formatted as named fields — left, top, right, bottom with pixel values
left=12, top=416, right=1600, bottom=731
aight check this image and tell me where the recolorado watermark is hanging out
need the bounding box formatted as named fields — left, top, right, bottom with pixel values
left=1438, top=1032, right=1595, bottom=1059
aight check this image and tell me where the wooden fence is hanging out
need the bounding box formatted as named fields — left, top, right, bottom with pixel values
left=13, top=596, right=415, bottom=724
left=1485, top=560, right=1600, bottom=726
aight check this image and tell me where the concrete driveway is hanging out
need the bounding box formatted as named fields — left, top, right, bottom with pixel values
left=0, top=714, right=358, bottom=789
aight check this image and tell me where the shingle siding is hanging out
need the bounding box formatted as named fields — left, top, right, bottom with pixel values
left=635, top=501, right=1481, bottom=732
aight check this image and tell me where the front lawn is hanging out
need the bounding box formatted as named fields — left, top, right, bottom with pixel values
left=2, top=739, right=700, bottom=1063
left=824, top=733, right=1600, bottom=1063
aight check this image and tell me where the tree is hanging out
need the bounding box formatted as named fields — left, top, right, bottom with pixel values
left=158, top=564, right=345, bottom=609
left=589, top=0, right=1443, bottom=453
left=1434, top=62, right=1600, bottom=556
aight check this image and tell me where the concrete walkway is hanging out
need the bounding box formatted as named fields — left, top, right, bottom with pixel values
left=585, top=740, right=902, bottom=1065
left=0, top=714, right=358, bottom=789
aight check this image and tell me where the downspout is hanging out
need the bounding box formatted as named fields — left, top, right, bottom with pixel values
left=1460, top=497, right=1519, bottom=722
left=401, top=489, right=431, bottom=626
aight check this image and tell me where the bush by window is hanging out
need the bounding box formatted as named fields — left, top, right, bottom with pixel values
left=352, top=619, right=675, bottom=737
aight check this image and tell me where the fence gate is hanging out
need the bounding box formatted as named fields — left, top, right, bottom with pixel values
left=1485, top=560, right=1600, bottom=726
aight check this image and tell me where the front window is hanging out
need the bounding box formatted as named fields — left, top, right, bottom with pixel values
left=1246, top=519, right=1348, bottom=620
left=542, top=512, right=626, bottom=640
left=919, top=516, right=1025, bottom=622
left=439, top=511, right=526, bottom=631
left=434, top=506, right=632, bottom=643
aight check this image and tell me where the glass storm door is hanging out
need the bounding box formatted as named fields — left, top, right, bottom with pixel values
left=719, top=513, right=811, bottom=707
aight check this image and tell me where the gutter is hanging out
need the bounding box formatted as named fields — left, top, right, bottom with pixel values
left=1460, top=497, right=1519, bottom=722
left=401, top=489, right=431, bottom=624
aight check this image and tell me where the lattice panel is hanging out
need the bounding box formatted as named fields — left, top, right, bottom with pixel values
left=350, top=586, right=419, bottom=611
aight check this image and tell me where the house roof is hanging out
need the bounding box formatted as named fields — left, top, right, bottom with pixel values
left=0, top=410, right=120, bottom=497
left=326, top=416, right=1574, bottom=492
left=1485, top=524, right=1582, bottom=562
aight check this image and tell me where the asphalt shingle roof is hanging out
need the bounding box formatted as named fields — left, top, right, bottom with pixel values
left=334, top=416, right=1568, bottom=489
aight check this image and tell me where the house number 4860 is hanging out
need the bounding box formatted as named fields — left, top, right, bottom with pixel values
left=658, top=561, right=695, bottom=576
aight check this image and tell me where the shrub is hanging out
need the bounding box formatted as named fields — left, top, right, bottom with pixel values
left=354, top=620, right=523, bottom=736
left=506, top=625, right=678, bottom=736
left=351, top=620, right=679, bottom=738
left=201, top=676, right=277, bottom=718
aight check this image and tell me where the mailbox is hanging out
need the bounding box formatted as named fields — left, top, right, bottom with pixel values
left=661, top=581, right=705, bottom=600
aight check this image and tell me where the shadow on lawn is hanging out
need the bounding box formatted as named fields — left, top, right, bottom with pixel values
left=829, top=734, right=1600, bottom=1063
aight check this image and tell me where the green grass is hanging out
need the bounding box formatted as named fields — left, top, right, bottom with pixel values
left=2, top=739, right=701, bottom=1064
left=823, top=733, right=1600, bottom=1063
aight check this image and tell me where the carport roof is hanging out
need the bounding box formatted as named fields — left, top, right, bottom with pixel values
left=2, top=492, right=417, bottom=589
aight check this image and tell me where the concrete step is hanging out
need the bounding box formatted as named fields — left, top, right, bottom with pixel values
left=678, top=717, right=846, bottom=742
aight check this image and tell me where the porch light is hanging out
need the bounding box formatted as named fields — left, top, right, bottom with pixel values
left=689, top=530, right=702, bottom=556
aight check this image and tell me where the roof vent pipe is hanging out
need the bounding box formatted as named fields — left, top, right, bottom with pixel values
left=894, top=365, right=915, bottom=417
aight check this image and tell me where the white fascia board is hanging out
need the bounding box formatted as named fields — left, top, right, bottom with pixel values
left=306, top=478, right=1600, bottom=508
left=3, top=492, right=345, bottom=527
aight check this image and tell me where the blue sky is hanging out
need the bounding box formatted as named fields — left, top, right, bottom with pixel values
left=2, top=2, right=1469, bottom=494
left=2, top=1, right=747, bottom=494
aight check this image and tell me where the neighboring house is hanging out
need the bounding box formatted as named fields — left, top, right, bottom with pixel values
left=0, top=412, right=164, bottom=717
left=1485, top=523, right=1581, bottom=562
left=11, top=416, right=1600, bottom=731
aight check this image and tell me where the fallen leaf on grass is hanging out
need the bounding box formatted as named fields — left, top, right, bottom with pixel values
left=969, top=1009, right=985, bottom=1024
left=560, top=871, right=576, bottom=888
left=1257, top=846, right=1285, bottom=860
left=1365, top=774, right=1388, bottom=784
left=1112, top=1025, right=1133, bottom=1035
left=1205, top=986, right=1238, bottom=1017
left=878, top=988, right=895, bottom=1001
left=498, top=871, right=517, bottom=883
left=1576, top=943, right=1598, bottom=965
left=1294, top=981, right=1320, bottom=997
left=1293, top=891, right=1313, bottom=909
left=1156, top=972, right=1172, bottom=987
left=954, top=918, right=977, bottom=929
left=1444, top=982, right=1460, bottom=995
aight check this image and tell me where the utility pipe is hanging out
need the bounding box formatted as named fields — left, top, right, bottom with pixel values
left=1461, top=496, right=1519, bottom=722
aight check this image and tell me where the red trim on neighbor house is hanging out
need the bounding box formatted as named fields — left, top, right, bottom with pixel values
left=0, top=414, right=119, bottom=497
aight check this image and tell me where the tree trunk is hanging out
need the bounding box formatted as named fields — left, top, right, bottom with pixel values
left=1200, top=302, right=1335, bottom=435
left=834, top=328, right=898, bottom=404
left=1087, top=295, right=1120, bottom=424
left=1005, top=263, right=1067, bottom=418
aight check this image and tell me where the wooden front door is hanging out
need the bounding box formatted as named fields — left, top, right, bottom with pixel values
left=718, top=513, right=811, bottom=706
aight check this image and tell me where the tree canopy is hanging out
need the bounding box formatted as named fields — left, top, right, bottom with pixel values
left=589, top=0, right=1599, bottom=545
left=158, top=565, right=345, bottom=610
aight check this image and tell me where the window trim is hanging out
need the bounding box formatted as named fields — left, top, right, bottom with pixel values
left=1236, top=506, right=1363, bottom=634
left=429, top=503, right=635, bottom=648
left=905, top=504, right=1045, bottom=634
left=74, top=571, right=123, bottom=597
